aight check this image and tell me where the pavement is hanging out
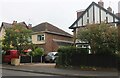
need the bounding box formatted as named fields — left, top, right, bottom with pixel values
left=1, top=63, right=120, bottom=78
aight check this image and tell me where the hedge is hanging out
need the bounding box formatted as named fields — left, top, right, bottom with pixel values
left=56, top=46, right=120, bottom=69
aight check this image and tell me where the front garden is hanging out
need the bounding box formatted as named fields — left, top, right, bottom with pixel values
left=56, top=23, right=120, bottom=71
left=56, top=46, right=120, bottom=71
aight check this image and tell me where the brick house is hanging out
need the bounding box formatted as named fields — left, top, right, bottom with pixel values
left=32, top=22, right=73, bottom=54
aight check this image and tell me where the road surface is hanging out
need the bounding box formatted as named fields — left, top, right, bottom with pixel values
left=2, top=69, right=77, bottom=78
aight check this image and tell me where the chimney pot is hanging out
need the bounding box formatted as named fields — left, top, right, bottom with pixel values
left=28, top=24, right=32, bottom=29
left=76, top=10, right=85, bottom=19
left=98, top=0, right=104, bottom=7
left=13, top=21, right=17, bottom=25
left=107, top=7, right=112, bottom=12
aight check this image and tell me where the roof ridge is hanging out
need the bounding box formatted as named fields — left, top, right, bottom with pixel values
left=32, top=22, right=72, bottom=37
left=93, top=2, right=120, bottom=20
left=2, top=22, right=11, bottom=25
left=45, top=22, right=72, bottom=36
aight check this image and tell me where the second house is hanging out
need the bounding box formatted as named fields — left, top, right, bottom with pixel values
left=32, top=22, right=73, bottom=54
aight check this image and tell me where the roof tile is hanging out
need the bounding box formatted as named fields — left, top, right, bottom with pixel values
left=32, top=22, right=72, bottom=37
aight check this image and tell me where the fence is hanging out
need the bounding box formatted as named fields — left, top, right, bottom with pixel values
left=20, top=55, right=45, bottom=63
left=73, top=54, right=118, bottom=68
left=57, top=54, right=119, bottom=69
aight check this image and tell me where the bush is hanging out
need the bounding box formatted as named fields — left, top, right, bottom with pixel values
left=58, top=46, right=89, bottom=54
left=56, top=46, right=119, bottom=69
left=28, top=48, right=44, bottom=56
left=57, top=46, right=89, bottom=66
left=34, top=48, right=44, bottom=56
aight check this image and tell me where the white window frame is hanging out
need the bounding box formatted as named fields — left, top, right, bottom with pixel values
left=37, top=34, right=45, bottom=41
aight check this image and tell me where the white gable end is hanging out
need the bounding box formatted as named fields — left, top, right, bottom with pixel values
left=88, top=6, right=94, bottom=24
left=70, top=2, right=120, bottom=29
left=83, top=12, right=87, bottom=26
left=95, top=5, right=100, bottom=23
left=78, top=18, right=82, bottom=26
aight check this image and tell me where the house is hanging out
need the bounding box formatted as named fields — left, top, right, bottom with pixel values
left=69, top=1, right=120, bottom=47
left=116, top=13, right=120, bottom=18
left=31, top=22, right=73, bottom=54
left=0, top=21, right=29, bottom=40
left=115, top=1, right=120, bottom=18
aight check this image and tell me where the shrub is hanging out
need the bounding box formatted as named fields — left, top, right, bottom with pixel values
left=56, top=46, right=119, bottom=69
left=57, top=46, right=89, bottom=66
left=34, top=48, right=44, bottom=56
left=28, top=48, right=44, bottom=56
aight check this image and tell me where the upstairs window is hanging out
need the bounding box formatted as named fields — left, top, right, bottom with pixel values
left=37, top=34, right=45, bottom=41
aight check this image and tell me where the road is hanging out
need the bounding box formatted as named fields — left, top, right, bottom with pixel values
left=2, top=69, right=56, bottom=76
left=2, top=69, right=77, bottom=78
left=2, top=69, right=119, bottom=78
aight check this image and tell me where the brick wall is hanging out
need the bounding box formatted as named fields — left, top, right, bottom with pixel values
left=44, top=33, right=73, bottom=54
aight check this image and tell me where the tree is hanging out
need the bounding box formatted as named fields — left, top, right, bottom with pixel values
left=77, top=23, right=118, bottom=54
left=2, top=24, right=32, bottom=54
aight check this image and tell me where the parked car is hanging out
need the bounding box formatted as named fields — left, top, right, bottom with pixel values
left=3, top=49, right=31, bottom=64
left=45, top=52, right=58, bottom=63
left=3, top=50, right=19, bottom=64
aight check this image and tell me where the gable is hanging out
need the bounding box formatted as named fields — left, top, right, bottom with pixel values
left=32, top=22, right=73, bottom=38
left=0, top=22, right=28, bottom=31
left=69, top=2, right=120, bottom=29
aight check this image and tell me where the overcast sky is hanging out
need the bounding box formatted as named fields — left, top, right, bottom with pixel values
left=0, top=0, right=120, bottom=34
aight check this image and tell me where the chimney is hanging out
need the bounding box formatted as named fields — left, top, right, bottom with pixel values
left=116, top=13, right=120, bottom=18
left=77, top=10, right=84, bottom=19
left=12, top=21, right=17, bottom=25
left=118, top=1, right=120, bottom=13
left=28, top=24, right=32, bottom=29
left=107, top=7, right=112, bottom=12
left=98, top=0, right=104, bottom=7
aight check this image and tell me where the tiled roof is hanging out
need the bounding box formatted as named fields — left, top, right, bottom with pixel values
left=2, top=22, right=12, bottom=29
left=32, top=22, right=72, bottom=37
left=0, top=21, right=28, bottom=31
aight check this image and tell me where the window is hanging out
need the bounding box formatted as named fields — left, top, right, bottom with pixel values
left=37, top=35, right=45, bottom=41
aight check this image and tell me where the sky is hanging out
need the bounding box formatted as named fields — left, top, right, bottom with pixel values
left=0, top=0, right=120, bottom=34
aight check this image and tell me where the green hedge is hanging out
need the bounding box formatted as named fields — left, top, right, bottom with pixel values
left=57, top=46, right=89, bottom=66
left=56, top=46, right=120, bottom=69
